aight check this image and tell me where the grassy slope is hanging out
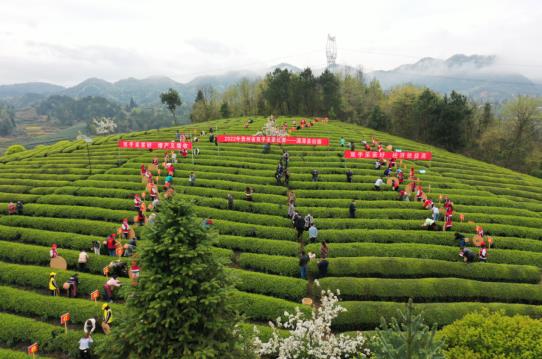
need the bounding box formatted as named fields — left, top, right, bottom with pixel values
left=0, top=116, right=541, bottom=357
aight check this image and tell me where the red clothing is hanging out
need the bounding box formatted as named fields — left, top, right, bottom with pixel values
left=364, top=143, right=371, bottom=151
left=121, top=222, right=129, bottom=234
left=388, top=158, right=396, bottom=168
left=423, top=199, right=433, bottom=209
left=107, top=236, right=116, bottom=250
left=377, top=144, right=383, bottom=152
left=445, top=214, right=453, bottom=228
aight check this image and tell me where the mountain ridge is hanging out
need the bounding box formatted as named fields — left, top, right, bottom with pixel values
left=0, top=54, right=540, bottom=106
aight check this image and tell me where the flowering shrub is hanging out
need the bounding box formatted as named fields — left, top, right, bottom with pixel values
left=253, top=286, right=369, bottom=358
left=92, top=117, right=117, bottom=134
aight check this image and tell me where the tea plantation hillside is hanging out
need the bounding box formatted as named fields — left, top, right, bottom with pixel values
left=1, top=116, right=542, bottom=357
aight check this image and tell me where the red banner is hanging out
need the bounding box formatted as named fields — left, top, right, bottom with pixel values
left=344, top=151, right=432, bottom=160
left=118, top=140, right=192, bottom=150
left=217, top=135, right=329, bottom=146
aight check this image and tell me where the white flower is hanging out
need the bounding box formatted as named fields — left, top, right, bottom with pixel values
left=92, top=117, right=117, bottom=135
left=253, top=289, right=369, bottom=358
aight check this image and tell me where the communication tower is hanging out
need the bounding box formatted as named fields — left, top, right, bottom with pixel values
left=326, top=35, right=337, bottom=68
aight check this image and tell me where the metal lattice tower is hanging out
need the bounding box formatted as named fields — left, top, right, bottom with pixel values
left=326, top=34, right=337, bottom=68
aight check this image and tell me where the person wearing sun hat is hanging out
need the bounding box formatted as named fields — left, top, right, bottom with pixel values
left=48, top=272, right=58, bottom=296
left=102, top=303, right=113, bottom=331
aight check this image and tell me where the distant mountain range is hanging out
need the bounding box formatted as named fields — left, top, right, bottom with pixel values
left=0, top=54, right=540, bottom=109
left=367, top=54, right=541, bottom=101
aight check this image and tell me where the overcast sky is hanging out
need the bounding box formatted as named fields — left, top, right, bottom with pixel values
left=0, top=0, right=541, bottom=86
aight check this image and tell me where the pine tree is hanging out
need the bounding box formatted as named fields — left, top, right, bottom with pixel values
left=220, top=101, right=231, bottom=118
left=370, top=299, right=444, bottom=359
left=97, top=198, right=246, bottom=358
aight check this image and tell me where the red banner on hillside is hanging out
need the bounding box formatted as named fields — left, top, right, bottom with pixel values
left=344, top=151, right=432, bottom=160
left=216, top=135, right=329, bottom=146
left=118, top=140, right=192, bottom=150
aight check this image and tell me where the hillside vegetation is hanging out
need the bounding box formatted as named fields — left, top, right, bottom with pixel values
left=0, top=116, right=541, bottom=357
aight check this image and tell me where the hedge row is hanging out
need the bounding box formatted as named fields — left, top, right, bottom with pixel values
left=333, top=301, right=542, bottom=331
left=0, top=312, right=95, bottom=358
left=180, top=185, right=285, bottom=205
left=73, top=179, right=145, bottom=191
left=0, top=225, right=100, bottom=250
left=53, top=186, right=135, bottom=199
left=0, top=241, right=130, bottom=276
left=0, top=348, right=52, bottom=359
left=0, top=216, right=128, bottom=237
left=317, top=277, right=542, bottom=303
left=228, top=268, right=306, bottom=301
left=0, top=261, right=127, bottom=300
left=231, top=290, right=310, bottom=322
left=0, top=285, right=125, bottom=325
left=0, top=203, right=133, bottom=223
left=173, top=188, right=542, bottom=220
left=217, top=235, right=300, bottom=257
left=3, top=164, right=110, bottom=172
left=303, top=242, right=542, bottom=267
left=194, top=203, right=542, bottom=232
left=215, top=219, right=542, bottom=248
left=37, top=194, right=133, bottom=210
left=112, top=167, right=475, bottom=193
left=238, top=252, right=540, bottom=283
left=0, top=192, right=39, bottom=203
left=0, top=170, right=88, bottom=184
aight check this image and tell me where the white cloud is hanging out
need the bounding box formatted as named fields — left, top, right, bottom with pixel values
left=0, top=0, right=540, bottom=85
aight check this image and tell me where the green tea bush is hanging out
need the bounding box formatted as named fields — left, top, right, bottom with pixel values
left=239, top=252, right=540, bottom=283
left=317, top=277, right=542, bottom=303
left=438, top=310, right=542, bottom=359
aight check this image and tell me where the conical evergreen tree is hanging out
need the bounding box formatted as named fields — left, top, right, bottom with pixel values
left=371, top=298, right=445, bottom=359
left=97, top=198, right=245, bottom=358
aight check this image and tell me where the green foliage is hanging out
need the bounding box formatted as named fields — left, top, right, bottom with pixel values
left=370, top=299, right=445, bottom=358
left=160, top=88, right=182, bottom=124
left=37, top=95, right=122, bottom=126
left=439, top=310, right=542, bottom=359
left=239, top=252, right=540, bottom=283
left=0, top=285, right=124, bottom=325
left=0, top=260, right=128, bottom=301
left=0, top=104, right=16, bottom=135
left=4, top=144, right=26, bottom=156
left=97, top=198, right=247, bottom=359
left=0, top=312, right=91, bottom=358
left=220, top=101, right=231, bottom=118
left=317, top=277, right=542, bottom=303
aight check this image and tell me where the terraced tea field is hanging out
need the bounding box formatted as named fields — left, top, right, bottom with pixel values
left=0, top=116, right=542, bottom=357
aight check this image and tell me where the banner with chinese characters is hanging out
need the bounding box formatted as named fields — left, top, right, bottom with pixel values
left=118, top=140, right=192, bottom=150
left=216, top=135, right=329, bottom=146
left=344, top=151, right=432, bottom=160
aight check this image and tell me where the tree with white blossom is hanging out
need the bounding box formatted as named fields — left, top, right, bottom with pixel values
left=253, top=285, right=370, bottom=359
left=92, top=116, right=117, bottom=135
